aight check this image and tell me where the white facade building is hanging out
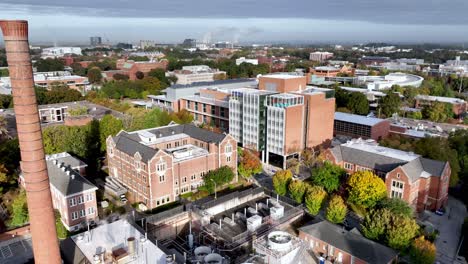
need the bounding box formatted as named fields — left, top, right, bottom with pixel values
left=41, top=47, right=82, bottom=58
left=236, top=57, right=259, bottom=65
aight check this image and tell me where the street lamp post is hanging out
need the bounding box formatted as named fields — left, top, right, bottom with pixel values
left=210, top=179, right=217, bottom=199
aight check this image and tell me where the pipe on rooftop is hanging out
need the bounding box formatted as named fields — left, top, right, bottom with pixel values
left=0, top=20, right=61, bottom=264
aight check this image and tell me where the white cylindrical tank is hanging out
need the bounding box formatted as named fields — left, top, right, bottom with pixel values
left=267, top=231, right=293, bottom=252
left=194, top=246, right=211, bottom=262
left=204, top=253, right=223, bottom=264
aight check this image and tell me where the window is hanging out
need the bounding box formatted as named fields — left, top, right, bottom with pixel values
left=69, top=198, right=77, bottom=207
left=159, top=174, right=165, bottom=182
left=187, top=101, right=191, bottom=108
left=191, top=174, right=196, bottom=180
left=71, top=211, right=78, bottom=220
left=211, top=107, right=216, bottom=115
left=175, top=141, right=180, bottom=147
left=227, top=156, right=231, bottom=162
left=203, top=104, right=207, bottom=113
left=225, top=144, right=232, bottom=153
left=86, top=193, right=94, bottom=202
left=175, top=180, right=178, bottom=185
left=157, top=162, right=166, bottom=172
left=344, top=163, right=354, bottom=170
left=391, top=180, right=404, bottom=199
left=79, top=210, right=85, bottom=218
left=166, top=143, right=172, bottom=149
left=195, top=102, right=199, bottom=111
left=88, top=207, right=95, bottom=215
left=134, top=160, right=140, bottom=170
left=78, top=196, right=84, bottom=204
left=397, top=173, right=401, bottom=178
left=182, top=177, right=187, bottom=183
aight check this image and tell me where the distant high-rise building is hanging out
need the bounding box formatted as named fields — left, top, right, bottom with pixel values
left=215, top=41, right=234, bottom=49
left=90, top=36, right=102, bottom=46
left=116, top=42, right=133, bottom=49
left=140, top=40, right=156, bottom=50
left=182, top=38, right=197, bottom=48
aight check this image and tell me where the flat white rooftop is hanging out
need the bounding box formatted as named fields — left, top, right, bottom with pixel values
left=71, top=219, right=166, bottom=263
left=343, top=139, right=420, bottom=162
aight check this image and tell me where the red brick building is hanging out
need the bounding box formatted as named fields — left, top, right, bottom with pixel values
left=104, top=59, right=169, bottom=80
left=299, top=221, right=398, bottom=264
left=334, top=112, right=390, bottom=140
left=21, top=153, right=99, bottom=231
left=323, top=139, right=450, bottom=212
left=106, top=123, right=237, bottom=209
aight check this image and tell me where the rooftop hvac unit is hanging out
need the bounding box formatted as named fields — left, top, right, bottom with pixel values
left=247, top=215, right=262, bottom=232
left=270, top=205, right=284, bottom=220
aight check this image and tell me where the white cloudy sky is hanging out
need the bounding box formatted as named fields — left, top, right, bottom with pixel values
left=0, top=0, right=467, bottom=44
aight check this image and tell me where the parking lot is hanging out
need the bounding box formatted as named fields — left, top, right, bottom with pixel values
left=421, top=197, right=467, bottom=264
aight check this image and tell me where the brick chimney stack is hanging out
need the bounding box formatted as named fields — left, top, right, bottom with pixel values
left=0, top=20, right=61, bottom=263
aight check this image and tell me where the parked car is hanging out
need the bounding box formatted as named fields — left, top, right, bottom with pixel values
left=435, top=209, right=445, bottom=216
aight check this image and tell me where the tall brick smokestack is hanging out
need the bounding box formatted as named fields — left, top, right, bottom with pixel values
left=0, top=20, right=61, bottom=263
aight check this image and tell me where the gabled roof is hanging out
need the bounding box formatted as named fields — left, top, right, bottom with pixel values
left=112, top=124, right=228, bottom=162
left=112, top=132, right=158, bottom=162
left=46, top=154, right=97, bottom=196
left=299, top=221, right=397, bottom=264
left=328, top=139, right=449, bottom=182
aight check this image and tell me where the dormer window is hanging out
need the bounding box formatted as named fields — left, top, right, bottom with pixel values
left=135, top=160, right=140, bottom=170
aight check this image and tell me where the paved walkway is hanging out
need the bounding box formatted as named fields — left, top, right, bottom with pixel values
left=424, top=197, right=466, bottom=264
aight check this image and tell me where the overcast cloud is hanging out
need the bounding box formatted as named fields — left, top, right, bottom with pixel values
left=0, top=1, right=467, bottom=44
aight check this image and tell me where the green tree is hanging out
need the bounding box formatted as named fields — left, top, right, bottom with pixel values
left=68, top=106, right=88, bottom=116
left=87, top=67, right=102, bottom=84
left=139, top=76, right=162, bottom=95
left=305, top=185, right=327, bottom=215
left=201, top=166, right=234, bottom=194
left=135, top=71, right=145, bottom=80
left=361, top=208, right=391, bottom=241
left=311, top=162, right=345, bottom=193
left=273, top=170, right=293, bottom=196
left=379, top=92, right=401, bottom=117
left=0, top=68, right=8, bottom=77
left=288, top=180, right=307, bottom=203
left=171, top=109, right=194, bottom=124
left=386, top=214, right=419, bottom=250
left=55, top=211, right=69, bottom=239
left=347, top=171, right=387, bottom=208
left=326, top=195, right=347, bottom=224
left=410, top=236, right=437, bottom=264
left=378, top=197, right=413, bottom=217
left=422, top=101, right=453, bottom=122
left=347, top=92, right=369, bottom=115
left=99, top=115, right=124, bottom=152
left=34, top=58, right=64, bottom=72
left=8, top=190, right=28, bottom=227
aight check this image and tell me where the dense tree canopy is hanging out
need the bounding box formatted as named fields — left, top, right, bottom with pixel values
left=410, top=236, right=437, bottom=264
left=346, top=92, right=369, bottom=115
left=273, top=170, right=293, bottom=196
left=99, top=115, right=124, bottom=152
left=347, top=171, right=387, bottom=208
left=238, top=149, right=262, bottom=178
left=8, top=190, right=28, bottom=227
left=201, top=166, right=234, bottom=194
left=311, top=162, right=345, bottom=193
left=288, top=180, right=307, bottom=203
left=34, top=58, right=65, bottom=72
left=87, top=67, right=102, bottom=84
left=326, top=195, right=347, bottom=224
left=305, top=185, right=327, bottom=215
left=378, top=92, right=401, bottom=117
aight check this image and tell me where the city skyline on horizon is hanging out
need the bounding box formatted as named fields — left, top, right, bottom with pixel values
left=1, top=1, right=468, bottom=45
